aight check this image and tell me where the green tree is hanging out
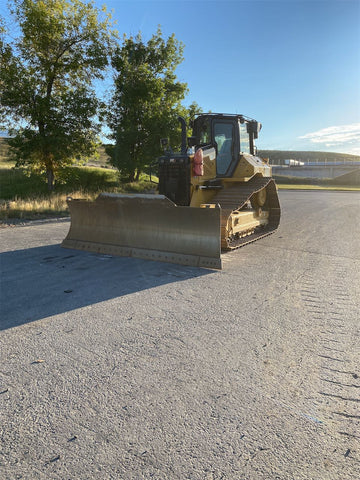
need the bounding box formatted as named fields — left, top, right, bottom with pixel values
left=178, top=101, right=203, bottom=131
left=107, top=28, right=188, bottom=182
left=0, top=0, right=115, bottom=189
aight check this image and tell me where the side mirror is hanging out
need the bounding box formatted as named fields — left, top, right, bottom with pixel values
left=247, top=121, right=262, bottom=139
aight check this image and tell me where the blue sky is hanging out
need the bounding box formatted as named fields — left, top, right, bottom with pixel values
left=97, top=0, right=360, bottom=154
left=1, top=0, right=359, bottom=154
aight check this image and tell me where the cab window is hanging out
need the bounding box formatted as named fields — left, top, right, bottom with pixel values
left=239, top=123, right=250, bottom=153
left=214, top=122, right=234, bottom=175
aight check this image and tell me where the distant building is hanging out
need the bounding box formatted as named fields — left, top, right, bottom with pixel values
left=284, top=159, right=305, bottom=166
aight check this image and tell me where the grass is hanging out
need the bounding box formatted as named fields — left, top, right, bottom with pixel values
left=0, top=162, right=157, bottom=221
left=277, top=184, right=360, bottom=191
left=1, top=192, right=77, bottom=220
left=0, top=164, right=120, bottom=199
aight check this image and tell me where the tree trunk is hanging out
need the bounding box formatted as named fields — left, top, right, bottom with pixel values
left=39, top=123, right=55, bottom=190
left=128, top=169, right=136, bottom=182
left=46, top=168, right=55, bottom=190
left=135, top=169, right=141, bottom=181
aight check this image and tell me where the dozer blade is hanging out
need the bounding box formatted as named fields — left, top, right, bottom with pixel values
left=62, top=194, right=222, bottom=269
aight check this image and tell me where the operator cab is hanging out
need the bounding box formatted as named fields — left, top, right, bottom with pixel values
left=192, top=113, right=261, bottom=178
left=158, top=113, right=264, bottom=206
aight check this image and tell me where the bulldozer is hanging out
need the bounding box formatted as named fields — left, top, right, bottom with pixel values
left=62, top=113, right=280, bottom=269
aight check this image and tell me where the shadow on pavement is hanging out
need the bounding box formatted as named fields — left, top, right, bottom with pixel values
left=0, top=244, right=212, bottom=330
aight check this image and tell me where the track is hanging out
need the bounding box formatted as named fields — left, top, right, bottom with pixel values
left=213, top=174, right=281, bottom=249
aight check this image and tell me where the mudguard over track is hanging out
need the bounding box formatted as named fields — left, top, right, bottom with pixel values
left=62, top=194, right=222, bottom=269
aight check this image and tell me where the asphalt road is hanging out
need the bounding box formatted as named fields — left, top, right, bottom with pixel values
left=1, top=190, right=359, bottom=480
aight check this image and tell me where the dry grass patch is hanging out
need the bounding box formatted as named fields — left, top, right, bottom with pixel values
left=0, top=190, right=99, bottom=221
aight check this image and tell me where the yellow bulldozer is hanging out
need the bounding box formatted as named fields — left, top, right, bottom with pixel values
left=62, top=113, right=280, bottom=269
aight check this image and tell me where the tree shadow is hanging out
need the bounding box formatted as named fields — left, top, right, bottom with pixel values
left=0, top=244, right=212, bottom=330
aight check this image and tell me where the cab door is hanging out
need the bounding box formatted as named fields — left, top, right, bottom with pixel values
left=213, top=120, right=236, bottom=176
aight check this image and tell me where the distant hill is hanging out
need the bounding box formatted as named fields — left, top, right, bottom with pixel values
left=258, top=150, right=360, bottom=165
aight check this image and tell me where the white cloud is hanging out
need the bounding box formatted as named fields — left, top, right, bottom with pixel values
left=299, top=123, right=360, bottom=154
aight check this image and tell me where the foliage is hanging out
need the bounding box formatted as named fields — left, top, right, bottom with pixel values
left=0, top=0, right=115, bottom=189
left=184, top=101, right=203, bottom=126
left=0, top=137, right=10, bottom=162
left=107, top=28, right=189, bottom=181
